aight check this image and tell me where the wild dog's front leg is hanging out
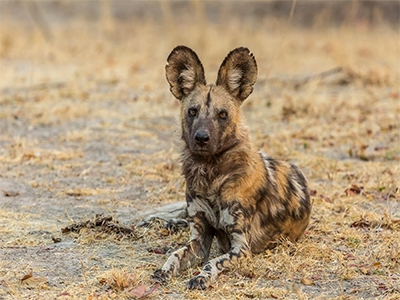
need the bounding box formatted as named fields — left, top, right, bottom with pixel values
left=152, top=240, right=205, bottom=283
left=152, top=195, right=214, bottom=283
left=187, top=204, right=251, bottom=290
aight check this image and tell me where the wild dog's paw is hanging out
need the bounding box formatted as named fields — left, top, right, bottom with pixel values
left=186, top=275, right=210, bottom=290
left=151, top=269, right=171, bottom=283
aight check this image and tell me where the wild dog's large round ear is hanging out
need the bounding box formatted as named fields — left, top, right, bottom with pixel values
left=216, top=47, right=257, bottom=102
left=165, top=46, right=206, bottom=100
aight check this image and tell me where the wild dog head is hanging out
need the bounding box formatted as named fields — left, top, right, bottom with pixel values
left=165, top=46, right=257, bottom=156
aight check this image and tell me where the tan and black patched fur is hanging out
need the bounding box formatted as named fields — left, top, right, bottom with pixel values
left=152, top=46, right=312, bottom=290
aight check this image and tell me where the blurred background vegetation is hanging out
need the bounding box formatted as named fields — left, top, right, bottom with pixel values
left=1, top=0, right=399, bottom=29
left=1, top=0, right=398, bottom=92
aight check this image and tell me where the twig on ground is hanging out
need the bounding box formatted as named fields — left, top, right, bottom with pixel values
left=80, top=258, right=88, bottom=286
left=65, top=209, right=74, bottom=224
left=1, top=82, right=67, bottom=95
left=260, top=67, right=344, bottom=88
left=293, top=67, right=343, bottom=88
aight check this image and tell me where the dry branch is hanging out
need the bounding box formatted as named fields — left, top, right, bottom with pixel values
left=61, top=214, right=139, bottom=240
left=1, top=82, right=67, bottom=95
left=262, top=67, right=344, bottom=88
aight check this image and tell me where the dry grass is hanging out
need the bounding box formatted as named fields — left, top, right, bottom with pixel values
left=0, top=1, right=399, bottom=299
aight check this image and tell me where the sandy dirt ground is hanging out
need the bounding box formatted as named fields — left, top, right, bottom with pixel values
left=0, top=1, right=399, bottom=299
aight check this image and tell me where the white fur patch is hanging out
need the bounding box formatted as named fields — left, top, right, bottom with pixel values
left=291, top=173, right=305, bottom=201
left=136, top=201, right=187, bottom=226
left=268, top=202, right=285, bottom=218
left=187, top=197, right=218, bottom=227
left=227, top=68, right=242, bottom=91
left=261, top=153, right=277, bottom=187
left=189, top=222, right=201, bottom=241
left=219, top=207, right=235, bottom=229
left=180, top=66, right=196, bottom=90
left=162, top=249, right=182, bottom=275
left=230, top=232, right=248, bottom=249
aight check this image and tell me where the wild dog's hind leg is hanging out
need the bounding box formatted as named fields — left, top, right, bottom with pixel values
left=152, top=195, right=214, bottom=283
left=136, top=201, right=188, bottom=228
left=187, top=203, right=251, bottom=290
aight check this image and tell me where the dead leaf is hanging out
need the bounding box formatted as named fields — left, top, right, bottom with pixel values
left=131, top=285, right=146, bottom=298
left=159, top=228, right=169, bottom=236
left=4, top=190, right=20, bottom=197
left=301, top=277, right=315, bottom=285
left=350, top=218, right=370, bottom=229
left=40, top=246, right=55, bottom=251
left=359, top=267, right=369, bottom=275
left=243, top=292, right=256, bottom=298
left=372, top=262, right=382, bottom=268
left=343, top=173, right=357, bottom=180
left=319, top=194, right=332, bottom=203
left=345, top=184, right=364, bottom=196
left=313, top=273, right=321, bottom=280
left=147, top=247, right=170, bottom=255
left=52, top=237, right=62, bottom=243
left=22, top=153, right=36, bottom=161
left=22, top=276, right=48, bottom=287
left=131, top=283, right=160, bottom=299
left=21, top=269, right=33, bottom=282
left=345, top=253, right=357, bottom=260
left=309, top=189, right=317, bottom=196
left=242, top=270, right=255, bottom=279
left=264, top=268, right=280, bottom=280
left=64, top=188, right=98, bottom=197
left=142, top=283, right=160, bottom=298
left=377, top=282, right=388, bottom=291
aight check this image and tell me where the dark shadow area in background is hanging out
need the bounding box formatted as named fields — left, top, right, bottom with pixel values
left=1, top=0, right=399, bottom=28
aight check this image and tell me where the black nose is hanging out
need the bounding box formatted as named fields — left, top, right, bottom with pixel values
left=194, top=130, right=210, bottom=146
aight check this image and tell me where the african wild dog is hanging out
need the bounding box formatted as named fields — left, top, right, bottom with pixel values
left=152, top=46, right=312, bottom=290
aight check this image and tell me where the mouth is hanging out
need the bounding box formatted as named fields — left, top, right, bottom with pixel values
left=190, top=145, right=212, bottom=156
left=192, top=148, right=210, bottom=155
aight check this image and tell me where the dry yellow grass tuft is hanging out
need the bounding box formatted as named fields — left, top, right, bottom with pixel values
left=97, top=267, right=138, bottom=291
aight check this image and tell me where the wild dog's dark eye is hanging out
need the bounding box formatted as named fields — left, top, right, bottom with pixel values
left=219, top=110, right=228, bottom=119
left=188, top=108, right=197, bottom=117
